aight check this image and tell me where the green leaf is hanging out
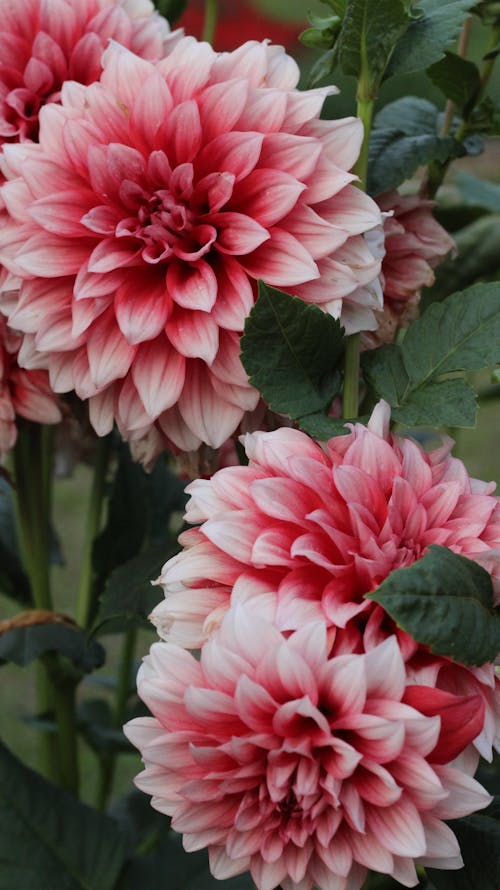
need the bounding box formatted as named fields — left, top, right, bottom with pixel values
left=337, top=0, right=412, bottom=89
left=118, top=833, right=256, bottom=890
left=387, top=0, right=477, bottom=77
left=362, top=283, right=500, bottom=427
left=401, top=283, right=500, bottom=386
left=0, top=537, right=31, bottom=604
left=368, top=97, right=462, bottom=193
left=0, top=476, right=31, bottom=604
left=369, top=545, right=500, bottom=665
left=91, top=447, right=185, bottom=623
left=111, top=789, right=166, bottom=850
left=362, top=343, right=409, bottom=405
left=241, top=282, right=345, bottom=420
left=153, top=0, right=187, bottom=23
left=298, top=413, right=370, bottom=439
left=308, top=11, right=342, bottom=28
left=93, top=544, right=171, bottom=635
left=467, top=97, right=500, bottom=136
left=0, top=739, right=127, bottom=890
left=92, top=444, right=150, bottom=596
left=78, top=699, right=133, bottom=754
left=474, top=1, right=500, bottom=25
left=307, top=46, right=339, bottom=86
left=298, top=413, right=352, bottom=439
left=422, top=215, right=500, bottom=307
left=427, top=813, right=500, bottom=888
left=0, top=622, right=105, bottom=672
left=300, top=26, right=337, bottom=49
left=428, top=52, right=480, bottom=109
left=455, top=170, right=500, bottom=213
left=392, top=378, right=477, bottom=428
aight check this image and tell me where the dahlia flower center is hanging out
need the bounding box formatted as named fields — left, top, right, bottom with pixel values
left=117, top=163, right=219, bottom=265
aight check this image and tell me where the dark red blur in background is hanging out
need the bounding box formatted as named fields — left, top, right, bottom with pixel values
left=178, top=0, right=301, bottom=51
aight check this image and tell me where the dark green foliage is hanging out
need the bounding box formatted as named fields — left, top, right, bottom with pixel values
left=362, top=283, right=500, bottom=427
left=153, top=0, right=187, bottom=24
left=297, top=413, right=354, bottom=439
left=0, top=476, right=31, bottom=604
left=91, top=446, right=186, bottom=627
left=111, top=789, right=167, bottom=850
left=92, top=446, right=151, bottom=594
left=336, top=0, right=412, bottom=88
left=422, top=215, right=500, bottom=307
left=93, top=544, right=172, bottom=635
left=428, top=52, right=481, bottom=109
left=78, top=699, right=133, bottom=754
left=0, top=740, right=127, bottom=890
left=118, top=832, right=256, bottom=890
left=368, top=97, right=463, bottom=194
left=241, top=282, right=344, bottom=420
left=455, top=171, right=500, bottom=212
left=387, top=0, right=477, bottom=76
left=427, top=812, right=500, bottom=888
left=369, top=545, right=500, bottom=665
left=0, top=622, right=105, bottom=672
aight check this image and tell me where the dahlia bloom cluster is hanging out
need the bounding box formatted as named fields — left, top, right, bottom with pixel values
left=0, top=312, right=61, bottom=455
left=0, top=36, right=382, bottom=458
left=365, top=191, right=455, bottom=347
left=126, top=611, right=491, bottom=890
left=0, top=0, right=172, bottom=145
left=125, top=402, right=499, bottom=890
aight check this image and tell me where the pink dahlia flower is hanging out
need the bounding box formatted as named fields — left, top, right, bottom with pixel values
left=125, top=610, right=491, bottom=890
left=0, top=38, right=382, bottom=453
left=152, top=401, right=500, bottom=757
left=0, top=312, right=62, bottom=455
left=363, top=191, right=455, bottom=348
left=0, top=0, right=172, bottom=145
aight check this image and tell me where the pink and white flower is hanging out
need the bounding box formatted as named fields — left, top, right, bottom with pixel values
left=0, top=38, right=382, bottom=454
left=152, top=401, right=500, bottom=756
left=0, top=0, right=172, bottom=145
left=0, top=312, right=62, bottom=455
left=125, top=609, right=491, bottom=890
left=364, top=191, right=455, bottom=348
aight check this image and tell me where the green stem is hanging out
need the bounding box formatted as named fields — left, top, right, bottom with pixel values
left=114, top=627, right=137, bottom=725
left=34, top=665, right=59, bottom=784
left=352, top=97, right=374, bottom=191
left=55, top=684, right=79, bottom=795
left=343, top=334, right=361, bottom=418
left=95, top=627, right=137, bottom=811
left=13, top=424, right=58, bottom=782
left=343, top=95, right=374, bottom=418
left=45, top=654, right=80, bottom=795
left=202, top=0, right=218, bottom=44
left=76, top=434, right=112, bottom=630
left=14, top=424, right=52, bottom=609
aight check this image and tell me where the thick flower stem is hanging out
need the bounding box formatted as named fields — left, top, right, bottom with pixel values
left=96, top=626, right=137, bottom=811
left=343, top=333, right=361, bottom=419
left=13, top=424, right=60, bottom=784
left=202, top=0, right=218, bottom=44
left=76, top=433, right=112, bottom=630
left=45, top=653, right=80, bottom=796
left=352, top=97, right=374, bottom=192
left=343, top=96, right=374, bottom=418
